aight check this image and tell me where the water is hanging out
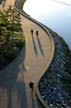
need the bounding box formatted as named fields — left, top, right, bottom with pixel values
left=23, top=0, right=71, bottom=49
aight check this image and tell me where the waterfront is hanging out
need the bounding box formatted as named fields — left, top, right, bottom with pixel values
left=24, top=0, right=71, bottom=49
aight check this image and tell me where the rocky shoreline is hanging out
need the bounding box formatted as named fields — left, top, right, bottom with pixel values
left=39, top=27, right=71, bottom=108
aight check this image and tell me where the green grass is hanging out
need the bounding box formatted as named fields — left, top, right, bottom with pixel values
left=0, top=11, right=5, bottom=24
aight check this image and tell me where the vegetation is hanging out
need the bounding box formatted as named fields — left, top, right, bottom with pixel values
left=0, top=6, right=25, bottom=70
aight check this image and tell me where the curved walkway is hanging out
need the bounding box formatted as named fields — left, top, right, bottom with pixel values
left=0, top=0, right=55, bottom=108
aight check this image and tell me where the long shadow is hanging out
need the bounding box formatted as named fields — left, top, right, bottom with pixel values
left=0, top=81, right=27, bottom=108
left=0, top=45, right=27, bottom=108
left=31, top=34, right=38, bottom=56
left=7, top=88, right=12, bottom=108
left=16, top=81, right=27, bottom=108
left=32, top=95, right=37, bottom=108
left=36, top=36, right=45, bottom=57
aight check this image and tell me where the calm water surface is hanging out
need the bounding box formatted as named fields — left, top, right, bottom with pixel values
left=23, top=0, right=71, bottom=49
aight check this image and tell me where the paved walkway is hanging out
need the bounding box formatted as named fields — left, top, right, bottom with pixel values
left=0, top=0, right=54, bottom=108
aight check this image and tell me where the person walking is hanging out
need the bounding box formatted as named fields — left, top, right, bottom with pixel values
left=36, top=30, right=39, bottom=36
left=29, top=81, right=34, bottom=93
left=31, top=29, right=33, bottom=35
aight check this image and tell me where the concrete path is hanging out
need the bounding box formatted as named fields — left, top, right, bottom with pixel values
left=0, top=0, right=54, bottom=108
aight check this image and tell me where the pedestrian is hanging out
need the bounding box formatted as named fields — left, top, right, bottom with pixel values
left=36, top=30, right=38, bottom=36
left=29, top=81, right=34, bottom=92
left=31, top=29, right=33, bottom=35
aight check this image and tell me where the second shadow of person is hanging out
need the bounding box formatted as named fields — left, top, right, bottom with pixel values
left=31, top=34, right=38, bottom=57
left=36, top=36, right=45, bottom=57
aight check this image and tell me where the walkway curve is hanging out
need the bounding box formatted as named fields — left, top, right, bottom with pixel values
left=15, top=1, right=55, bottom=108
left=0, top=0, right=55, bottom=108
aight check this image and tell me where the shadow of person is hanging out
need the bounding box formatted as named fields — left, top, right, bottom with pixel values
left=36, top=35, right=45, bottom=57
left=31, top=30, right=38, bottom=56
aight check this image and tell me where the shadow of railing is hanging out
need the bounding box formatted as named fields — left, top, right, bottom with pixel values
left=0, top=45, right=27, bottom=108
left=0, top=81, right=27, bottom=108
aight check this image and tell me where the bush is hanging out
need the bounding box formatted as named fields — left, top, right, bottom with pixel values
left=13, top=39, right=24, bottom=49
left=0, top=9, right=25, bottom=70
left=4, top=46, right=20, bottom=61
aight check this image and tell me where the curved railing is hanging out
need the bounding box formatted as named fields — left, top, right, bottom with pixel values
left=15, top=0, right=55, bottom=108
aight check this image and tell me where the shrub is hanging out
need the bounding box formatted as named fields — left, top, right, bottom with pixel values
left=4, top=46, right=20, bottom=61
